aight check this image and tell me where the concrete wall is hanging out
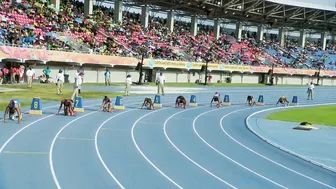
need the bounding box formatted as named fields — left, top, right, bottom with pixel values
left=31, top=65, right=336, bottom=86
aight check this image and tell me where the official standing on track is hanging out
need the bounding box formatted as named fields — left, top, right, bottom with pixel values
left=125, top=74, right=132, bottom=96
left=55, top=69, right=64, bottom=95
left=156, top=72, right=165, bottom=96
left=71, top=72, right=83, bottom=101
left=307, top=82, right=314, bottom=100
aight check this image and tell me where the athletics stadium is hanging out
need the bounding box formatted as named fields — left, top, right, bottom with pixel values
left=0, top=0, right=335, bottom=188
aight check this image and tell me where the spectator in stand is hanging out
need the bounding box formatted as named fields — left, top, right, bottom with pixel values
left=26, top=66, right=35, bottom=88
left=55, top=69, right=64, bottom=95
left=156, top=72, right=165, bottom=96
left=125, top=74, right=132, bottom=96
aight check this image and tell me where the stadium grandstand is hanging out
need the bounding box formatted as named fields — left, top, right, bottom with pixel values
left=1, top=0, right=336, bottom=84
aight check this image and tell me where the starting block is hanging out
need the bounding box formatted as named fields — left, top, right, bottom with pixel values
left=289, top=96, right=299, bottom=106
left=74, top=96, right=84, bottom=112
left=222, top=95, right=231, bottom=106
left=114, top=96, right=125, bottom=110
left=256, top=95, right=265, bottom=106
left=189, top=95, right=198, bottom=107
left=29, top=98, right=43, bottom=115
left=153, top=95, right=162, bottom=108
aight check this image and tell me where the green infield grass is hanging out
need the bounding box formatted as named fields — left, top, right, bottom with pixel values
left=266, top=105, right=336, bottom=127
left=0, top=84, right=123, bottom=109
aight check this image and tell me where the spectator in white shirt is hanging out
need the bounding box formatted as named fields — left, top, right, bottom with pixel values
left=156, top=72, right=165, bottom=95
left=307, top=82, right=314, bottom=100
left=55, top=69, right=64, bottom=95
left=71, top=72, right=84, bottom=101
left=25, top=66, right=35, bottom=88
left=125, top=74, right=132, bottom=96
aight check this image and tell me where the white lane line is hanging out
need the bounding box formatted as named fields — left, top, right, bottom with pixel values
left=53, top=96, right=177, bottom=188
left=48, top=98, right=150, bottom=189
left=0, top=101, right=108, bottom=154
left=304, top=156, right=336, bottom=163
left=220, top=106, right=336, bottom=189
left=95, top=109, right=136, bottom=189
left=131, top=107, right=184, bottom=189
left=0, top=99, right=102, bottom=121
left=163, top=107, right=237, bottom=189
left=193, top=108, right=288, bottom=188
left=0, top=114, right=54, bottom=153
left=50, top=111, right=98, bottom=189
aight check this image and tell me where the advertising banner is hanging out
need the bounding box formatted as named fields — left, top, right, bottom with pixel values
left=1, top=46, right=336, bottom=77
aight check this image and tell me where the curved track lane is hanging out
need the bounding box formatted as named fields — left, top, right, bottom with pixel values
left=0, top=87, right=335, bottom=189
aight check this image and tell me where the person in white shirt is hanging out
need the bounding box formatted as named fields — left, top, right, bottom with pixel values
left=55, top=69, right=64, bottom=95
left=307, top=82, right=314, bottom=100
left=75, top=70, right=83, bottom=94
left=156, top=72, right=165, bottom=95
left=71, top=72, right=84, bottom=101
left=125, top=74, right=132, bottom=96
left=25, top=66, right=35, bottom=88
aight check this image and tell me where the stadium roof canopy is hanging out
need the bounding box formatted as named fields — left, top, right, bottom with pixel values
left=125, top=0, right=336, bottom=33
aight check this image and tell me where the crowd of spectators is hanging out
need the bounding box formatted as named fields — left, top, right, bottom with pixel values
left=0, top=0, right=336, bottom=71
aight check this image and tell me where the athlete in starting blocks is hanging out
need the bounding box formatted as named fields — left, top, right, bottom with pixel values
left=276, top=96, right=289, bottom=106
left=56, top=99, right=76, bottom=116
left=210, top=92, right=221, bottom=107
left=246, top=95, right=256, bottom=106
left=4, top=100, right=22, bottom=123
left=100, top=96, right=112, bottom=112
left=175, top=96, right=186, bottom=109
left=141, top=97, right=154, bottom=110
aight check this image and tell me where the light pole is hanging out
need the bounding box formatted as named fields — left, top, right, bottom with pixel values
left=137, top=46, right=147, bottom=85
left=317, top=65, right=321, bottom=85
left=204, top=52, right=212, bottom=85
